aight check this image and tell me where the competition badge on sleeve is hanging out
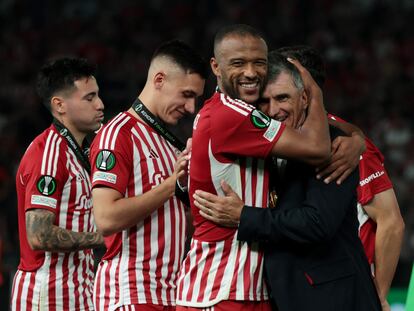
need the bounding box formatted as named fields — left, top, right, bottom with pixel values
left=96, top=150, right=116, bottom=171
left=37, top=175, right=57, bottom=196
left=250, top=109, right=270, bottom=129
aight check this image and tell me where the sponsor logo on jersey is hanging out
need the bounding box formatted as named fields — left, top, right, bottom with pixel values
left=31, top=194, right=57, bottom=208
left=96, top=150, right=116, bottom=171
left=149, top=149, right=159, bottom=159
left=36, top=175, right=57, bottom=196
left=359, top=170, right=385, bottom=186
left=250, top=109, right=270, bottom=129
left=93, top=171, right=117, bottom=184
left=263, top=119, right=280, bottom=141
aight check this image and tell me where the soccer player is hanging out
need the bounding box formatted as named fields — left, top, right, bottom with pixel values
left=11, top=57, right=105, bottom=310
left=176, top=24, right=330, bottom=310
left=90, top=40, right=207, bottom=310
left=276, top=45, right=404, bottom=310
left=193, top=52, right=382, bottom=310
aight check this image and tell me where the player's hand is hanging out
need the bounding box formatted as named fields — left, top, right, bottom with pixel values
left=287, top=57, right=322, bottom=101
left=173, top=138, right=192, bottom=184
left=316, top=135, right=363, bottom=184
left=194, top=180, right=243, bottom=228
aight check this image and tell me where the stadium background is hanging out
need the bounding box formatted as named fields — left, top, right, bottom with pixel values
left=0, top=0, right=412, bottom=309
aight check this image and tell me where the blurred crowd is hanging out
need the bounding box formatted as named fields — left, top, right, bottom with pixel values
left=0, top=0, right=413, bottom=299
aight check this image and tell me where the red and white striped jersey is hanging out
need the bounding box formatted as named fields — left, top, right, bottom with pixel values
left=11, top=125, right=96, bottom=310
left=177, top=92, right=285, bottom=307
left=90, top=112, right=187, bottom=310
left=328, top=114, right=393, bottom=266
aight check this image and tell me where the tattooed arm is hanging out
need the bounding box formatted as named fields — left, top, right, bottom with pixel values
left=26, top=209, right=104, bottom=252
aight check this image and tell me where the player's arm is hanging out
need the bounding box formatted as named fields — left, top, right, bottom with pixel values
left=93, top=151, right=188, bottom=236
left=317, top=118, right=366, bottom=184
left=270, top=59, right=330, bottom=166
left=362, top=188, right=404, bottom=306
left=26, top=209, right=104, bottom=252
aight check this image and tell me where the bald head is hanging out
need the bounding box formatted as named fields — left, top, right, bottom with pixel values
left=213, top=24, right=266, bottom=61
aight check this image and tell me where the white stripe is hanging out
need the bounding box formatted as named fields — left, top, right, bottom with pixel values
left=255, top=160, right=265, bottom=207
left=190, top=243, right=210, bottom=301
left=110, top=115, right=131, bottom=150
left=41, top=130, right=54, bottom=174
left=204, top=242, right=224, bottom=300
left=227, top=96, right=255, bottom=111
left=52, top=137, right=62, bottom=176
left=47, top=133, right=58, bottom=176
left=19, top=272, right=31, bottom=311
left=180, top=240, right=198, bottom=301
left=108, top=255, right=120, bottom=308
left=11, top=270, right=23, bottom=311
left=131, top=141, right=147, bottom=303
left=136, top=123, right=167, bottom=177
left=220, top=94, right=250, bottom=116
left=100, top=113, right=124, bottom=149
left=149, top=209, right=160, bottom=304
left=37, top=254, right=51, bottom=311
left=99, top=261, right=108, bottom=311
left=208, top=140, right=242, bottom=198
left=235, top=242, right=248, bottom=300
left=244, top=158, right=253, bottom=206
left=66, top=253, right=75, bottom=311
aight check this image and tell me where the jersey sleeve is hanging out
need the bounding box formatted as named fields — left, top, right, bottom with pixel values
left=90, top=123, right=133, bottom=195
left=212, top=94, right=285, bottom=160
left=24, top=137, right=68, bottom=214
left=357, top=138, right=393, bottom=205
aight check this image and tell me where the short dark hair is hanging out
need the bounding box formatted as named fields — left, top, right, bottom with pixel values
left=268, top=51, right=303, bottom=90
left=37, top=57, right=96, bottom=110
left=152, top=39, right=208, bottom=79
left=276, top=45, right=326, bottom=88
left=214, top=24, right=265, bottom=57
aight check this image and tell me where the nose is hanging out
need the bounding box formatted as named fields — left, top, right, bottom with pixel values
left=244, top=63, right=257, bottom=79
left=96, top=97, right=104, bottom=110
left=184, top=98, right=196, bottom=114
left=267, top=100, right=281, bottom=119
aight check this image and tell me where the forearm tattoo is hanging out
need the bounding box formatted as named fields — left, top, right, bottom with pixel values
left=26, top=209, right=104, bottom=252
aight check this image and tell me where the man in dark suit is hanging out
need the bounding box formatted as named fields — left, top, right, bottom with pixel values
left=193, top=51, right=381, bottom=310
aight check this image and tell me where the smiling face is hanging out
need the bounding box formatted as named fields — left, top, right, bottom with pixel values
left=54, top=76, right=104, bottom=140
left=156, top=70, right=205, bottom=125
left=258, top=71, right=308, bottom=129
left=211, top=34, right=268, bottom=104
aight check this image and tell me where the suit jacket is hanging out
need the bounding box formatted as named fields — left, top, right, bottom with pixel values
left=238, top=127, right=381, bottom=311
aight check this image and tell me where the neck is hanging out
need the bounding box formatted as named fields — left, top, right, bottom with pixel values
left=55, top=117, right=86, bottom=146
left=129, top=91, right=158, bottom=121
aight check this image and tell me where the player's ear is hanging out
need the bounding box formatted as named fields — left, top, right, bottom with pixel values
left=153, top=71, right=166, bottom=89
left=210, top=57, right=220, bottom=77
left=301, top=88, right=308, bottom=110
left=51, top=96, right=65, bottom=114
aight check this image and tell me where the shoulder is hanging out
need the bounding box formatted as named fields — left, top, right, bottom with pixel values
left=92, top=112, right=134, bottom=151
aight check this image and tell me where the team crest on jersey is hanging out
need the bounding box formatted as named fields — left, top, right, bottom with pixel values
left=96, top=150, right=116, bottom=171
left=250, top=109, right=270, bottom=129
left=37, top=175, right=57, bottom=196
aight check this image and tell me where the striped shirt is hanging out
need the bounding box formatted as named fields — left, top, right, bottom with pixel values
left=328, top=114, right=393, bottom=267
left=11, top=125, right=96, bottom=311
left=177, top=93, right=285, bottom=307
left=90, top=112, right=186, bottom=310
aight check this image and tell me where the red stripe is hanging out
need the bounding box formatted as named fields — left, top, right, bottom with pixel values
left=94, top=263, right=103, bottom=311
left=197, top=243, right=217, bottom=302
left=185, top=240, right=204, bottom=301
left=103, top=261, right=112, bottom=310
left=48, top=254, right=58, bottom=309
left=209, top=239, right=232, bottom=300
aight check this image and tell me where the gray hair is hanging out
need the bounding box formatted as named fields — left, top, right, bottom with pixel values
left=267, top=51, right=303, bottom=91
